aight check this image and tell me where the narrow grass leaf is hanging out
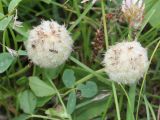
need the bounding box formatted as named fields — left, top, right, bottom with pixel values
left=144, top=95, right=151, bottom=120
left=0, top=16, right=13, bottom=31
left=68, top=2, right=94, bottom=32
left=144, top=95, right=156, bottom=120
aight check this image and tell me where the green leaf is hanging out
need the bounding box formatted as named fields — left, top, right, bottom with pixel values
left=62, top=69, right=76, bottom=88
left=0, top=52, right=14, bottom=73
left=36, top=96, right=52, bottom=107
left=146, top=0, right=160, bottom=28
left=29, top=76, right=56, bottom=97
left=77, top=81, right=98, bottom=98
left=67, top=91, right=76, bottom=114
left=19, top=90, right=37, bottom=114
left=0, top=16, right=13, bottom=31
left=0, top=13, right=4, bottom=19
left=8, top=0, right=22, bottom=13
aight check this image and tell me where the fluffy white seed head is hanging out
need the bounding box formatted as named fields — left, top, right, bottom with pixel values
left=25, top=20, right=73, bottom=68
left=121, top=0, right=145, bottom=28
left=103, top=41, right=149, bottom=84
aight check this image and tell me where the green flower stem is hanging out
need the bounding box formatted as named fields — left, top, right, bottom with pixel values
left=119, top=84, right=134, bottom=119
left=128, top=25, right=132, bottom=41
left=1, top=64, right=31, bottom=80
left=46, top=76, right=72, bottom=120
left=62, top=88, right=76, bottom=97
left=126, top=84, right=136, bottom=120
left=29, top=114, right=59, bottom=120
left=101, top=0, right=108, bottom=49
left=2, top=30, right=6, bottom=52
left=112, top=82, right=121, bottom=120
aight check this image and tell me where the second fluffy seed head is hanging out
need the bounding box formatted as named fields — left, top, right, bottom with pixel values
left=103, top=41, right=149, bottom=84
left=25, top=20, right=73, bottom=68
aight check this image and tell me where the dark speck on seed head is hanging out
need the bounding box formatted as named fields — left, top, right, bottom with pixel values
left=32, top=44, right=36, bottom=48
left=49, top=49, right=58, bottom=53
left=128, top=46, right=133, bottom=50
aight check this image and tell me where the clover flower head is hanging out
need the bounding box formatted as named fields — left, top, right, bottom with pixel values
left=121, top=0, right=145, bottom=28
left=25, top=20, right=73, bottom=68
left=103, top=41, right=149, bottom=84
